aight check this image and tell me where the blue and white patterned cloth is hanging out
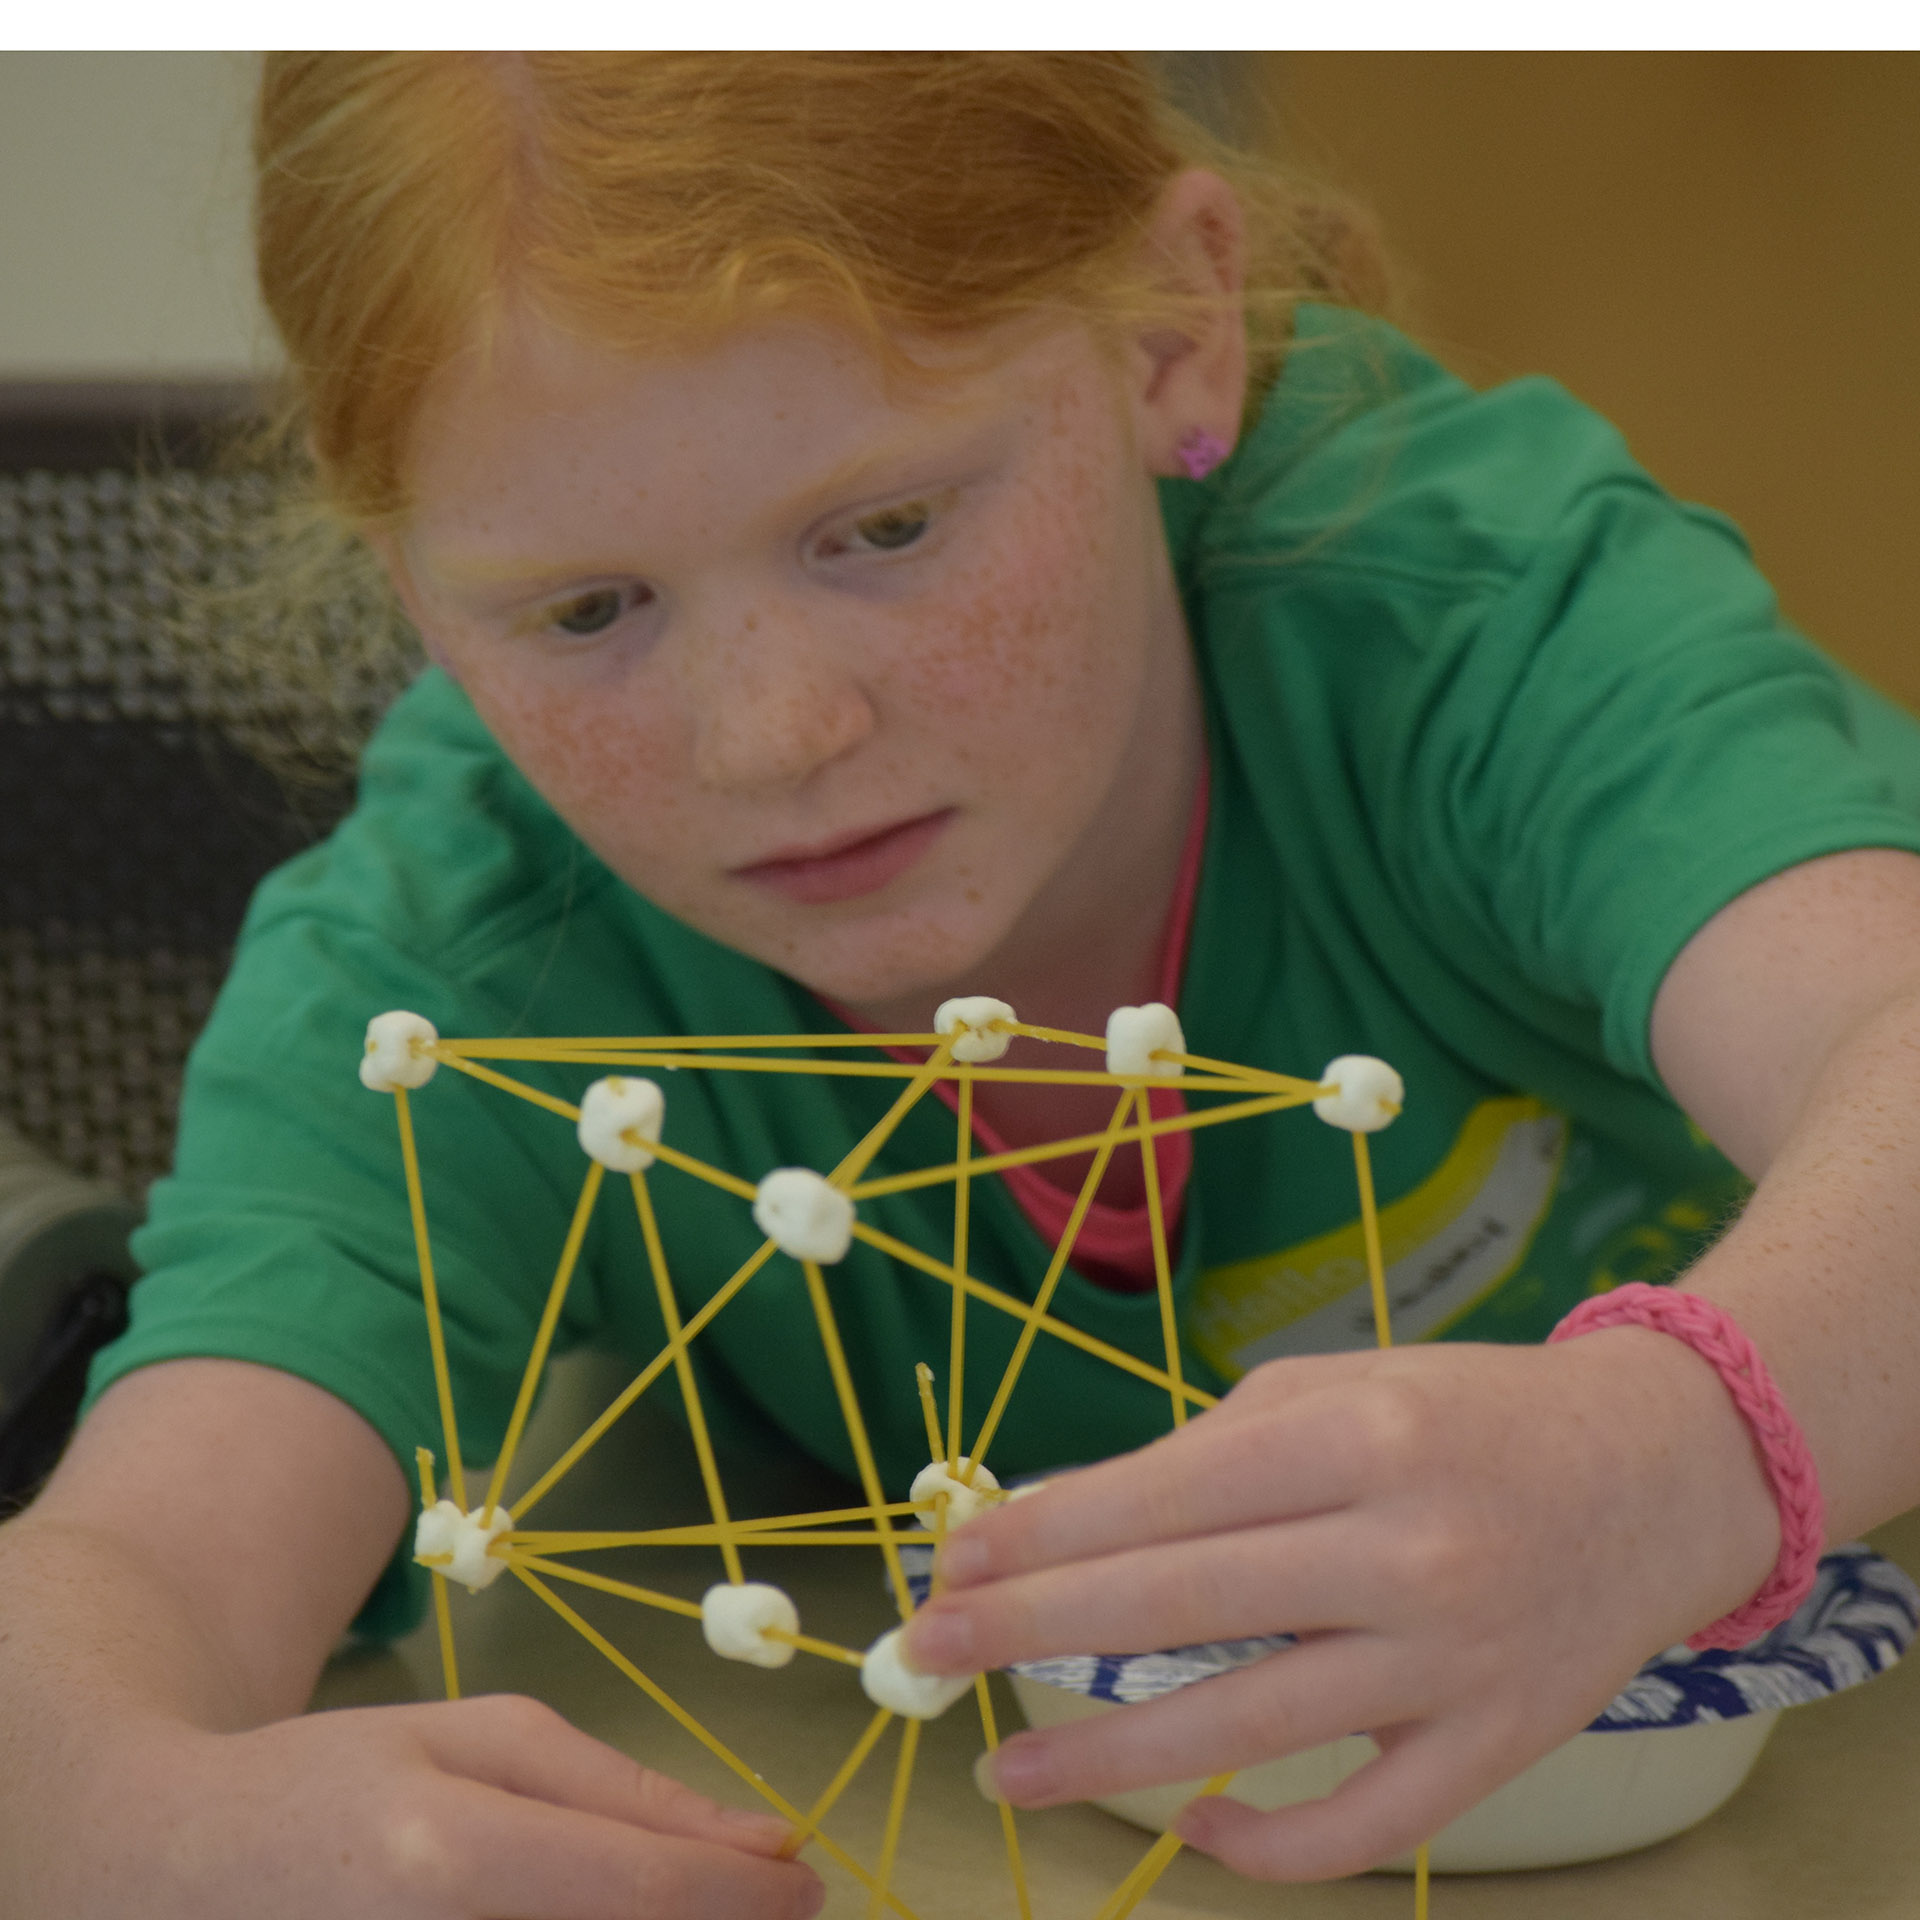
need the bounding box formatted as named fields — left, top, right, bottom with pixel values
left=898, top=1542, right=1918, bottom=1731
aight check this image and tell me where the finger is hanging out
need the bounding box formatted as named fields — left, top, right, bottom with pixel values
left=937, top=1374, right=1385, bottom=1591
left=414, top=1695, right=791, bottom=1855
left=982, top=1634, right=1430, bottom=1811
left=445, top=1780, right=825, bottom=1920
left=907, top=1513, right=1367, bottom=1675
left=1174, top=1715, right=1503, bottom=1883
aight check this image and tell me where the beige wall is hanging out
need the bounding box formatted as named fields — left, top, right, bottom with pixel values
left=1265, top=52, right=1920, bottom=710
left=0, top=52, right=265, bottom=380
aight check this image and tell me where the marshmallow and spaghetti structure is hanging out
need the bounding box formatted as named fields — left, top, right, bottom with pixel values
left=364, top=1002, right=1430, bottom=1919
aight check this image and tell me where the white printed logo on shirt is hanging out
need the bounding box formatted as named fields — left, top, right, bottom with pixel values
left=1189, top=1097, right=1566, bottom=1379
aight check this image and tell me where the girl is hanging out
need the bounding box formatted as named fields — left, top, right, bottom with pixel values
left=6, top=51, right=1920, bottom=1918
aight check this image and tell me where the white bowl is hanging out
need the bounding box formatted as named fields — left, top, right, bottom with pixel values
left=1008, top=1674, right=1779, bottom=1873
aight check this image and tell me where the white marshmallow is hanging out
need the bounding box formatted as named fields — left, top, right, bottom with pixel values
left=933, top=996, right=1017, bottom=1063
left=910, top=1457, right=1002, bottom=1530
left=1105, top=1003, right=1186, bottom=1080
left=861, top=1625, right=975, bottom=1720
left=753, top=1168, right=855, bottom=1264
left=700, top=1581, right=800, bottom=1668
left=1313, top=1055, right=1405, bottom=1133
left=577, top=1076, right=665, bottom=1172
left=413, top=1497, right=513, bottom=1592
left=359, top=1010, right=439, bottom=1091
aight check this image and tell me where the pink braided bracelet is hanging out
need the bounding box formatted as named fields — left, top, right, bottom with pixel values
left=1547, top=1282, right=1826, bottom=1651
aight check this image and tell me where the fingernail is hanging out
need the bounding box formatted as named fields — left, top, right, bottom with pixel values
left=1175, top=1798, right=1222, bottom=1852
left=936, top=1533, right=989, bottom=1585
left=989, top=1733, right=1053, bottom=1803
left=721, top=1805, right=791, bottom=1846
left=793, top=1871, right=827, bottom=1920
left=902, top=1607, right=974, bottom=1673
left=972, top=1749, right=1005, bottom=1804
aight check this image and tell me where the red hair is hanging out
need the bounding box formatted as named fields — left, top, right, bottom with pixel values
left=255, top=53, right=1387, bottom=526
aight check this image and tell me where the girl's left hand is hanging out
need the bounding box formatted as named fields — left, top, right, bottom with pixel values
left=899, top=1328, right=1781, bottom=1880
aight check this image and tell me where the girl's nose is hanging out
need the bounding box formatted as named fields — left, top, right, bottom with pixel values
left=686, top=609, right=876, bottom=793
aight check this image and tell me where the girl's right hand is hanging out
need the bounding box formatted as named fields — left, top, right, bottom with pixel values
left=64, top=1694, right=824, bottom=1920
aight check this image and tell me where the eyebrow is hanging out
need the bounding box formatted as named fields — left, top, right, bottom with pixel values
left=415, top=405, right=994, bottom=597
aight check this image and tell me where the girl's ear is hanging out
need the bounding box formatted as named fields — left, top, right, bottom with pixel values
left=1127, top=169, right=1249, bottom=480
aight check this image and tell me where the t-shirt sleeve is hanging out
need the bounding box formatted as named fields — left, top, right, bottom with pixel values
left=81, top=905, right=611, bottom=1639
left=1381, top=476, right=1920, bottom=1088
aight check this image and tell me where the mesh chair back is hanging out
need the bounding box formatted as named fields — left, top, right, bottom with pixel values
left=1, top=387, right=415, bottom=1196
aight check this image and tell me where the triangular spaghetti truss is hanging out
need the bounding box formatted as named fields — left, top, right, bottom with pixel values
left=368, top=1012, right=1430, bottom=1918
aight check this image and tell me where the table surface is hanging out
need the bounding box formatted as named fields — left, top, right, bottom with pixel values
left=312, top=1354, right=1920, bottom=1920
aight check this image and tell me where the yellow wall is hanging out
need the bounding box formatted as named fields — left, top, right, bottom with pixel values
left=1264, top=52, right=1920, bottom=709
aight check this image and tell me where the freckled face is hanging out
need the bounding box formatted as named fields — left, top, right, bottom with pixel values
left=395, top=310, right=1200, bottom=1010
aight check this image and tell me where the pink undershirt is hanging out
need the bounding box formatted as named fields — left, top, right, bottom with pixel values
left=822, top=768, right=1209, bottom=1294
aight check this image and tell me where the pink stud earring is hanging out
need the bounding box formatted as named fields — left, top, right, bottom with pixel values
left=1177, top=428, right=1231, bottom=482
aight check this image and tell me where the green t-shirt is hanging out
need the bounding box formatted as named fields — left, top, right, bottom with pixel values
left=85, top=307, right=1920, bottom=1637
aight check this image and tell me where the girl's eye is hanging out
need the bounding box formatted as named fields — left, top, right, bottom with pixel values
left=548, top=585, right=645, bottom=638
left=851, top=501, right=931, bottom=552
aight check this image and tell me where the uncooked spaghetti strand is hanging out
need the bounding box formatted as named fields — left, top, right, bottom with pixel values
left=803, top=1259, right=915, bottom=1621
left=441, top=1037, right=1253, bottom=1093
left=483, top=1159, right=604, bottom=1523
left=395, top=1090, right=465, bottom=1508
left=510, top=1527, right=909, bottom=1549
left=946, top=1075, right=974, bottom=1472
left=1415, top=1841, right=1430, bottom=1919
left=851, top=1220, right=1218, bottom=1411
left=1136, top=1088, right=1187, bottom=1428
left=780, top=1707, right=895, bottom=1860
left=453, top=1046, right=1253, bottom=1092
left=505, top=1552, right=868, bottom=1665
left=1003, top=1020, right=1109, bottom=1052
left=1353, top=1131, right=1392, bottom=1350
left=1007, top=1022, right=1312, bottom=1096
left=504, top=1499, right=926, bottom=1550
left=1168, top=1050, right=1318, bottom=1092
left=430, top=1571, right=460, bottom=1702
left=439, top=1031, right=944, bottom=1056
left=851, top=1090, right=1311, bottom=1201
left=632, top=1168, right=742, bottom=1584
left=636, top=1133, right=762, bottom=1201
left=833, top=1042, right=956, bottom=1190
left=505, top=1553, right=703, bottom=1619
left=431, top=1049, right=581, bottom=1122
left=915, top=1362, right=945, bottom=1463
left=973, top=1676, right=1033, bottom=1920
left=1095, top=1774, right=1236, bottom=1920
left=965, top=1090, right=1137, bottom=1474
left=512, top=1238, right=779, bottom=1519
left=869, top=1718, right=921, bottom=1920
left=414, top=1446, right=460, bottom=1701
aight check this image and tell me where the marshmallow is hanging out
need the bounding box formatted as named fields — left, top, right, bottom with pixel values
left=1105, top=1003, right=1186, bottom=1080
left=413, top=1497, right=512, bottom=1592
left=700, top=1581, right=800, bottom=1668
left=933, top=996, right=1017, bottom=1063
left=1313, top=1055, right=1404, bottom=1133
left=861, top=1625, right=975, bottom=1720
left=753, top=1167, right=855, bottom=1264
left=359, top=1010, right=439, bottom=1091
left=577, top=1075, right=666, bottom=1172
left=910, top=1457, right=1002, bottom=1530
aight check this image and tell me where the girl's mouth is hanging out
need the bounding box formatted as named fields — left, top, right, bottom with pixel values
left=732, top=809, right=955, bottom=905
